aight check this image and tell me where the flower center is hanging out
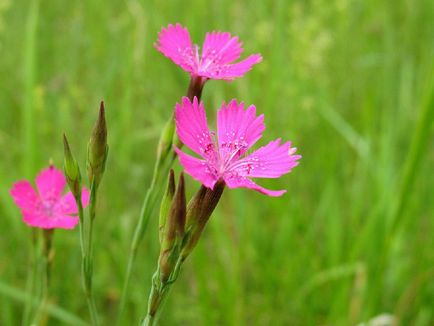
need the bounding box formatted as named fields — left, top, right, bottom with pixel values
left=219, top=136, right=248, bottom=173
left=41, top=199, right=56, bottom=217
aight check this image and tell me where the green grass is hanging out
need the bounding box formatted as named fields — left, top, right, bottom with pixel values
left=0, top=0, right=433, bottom=324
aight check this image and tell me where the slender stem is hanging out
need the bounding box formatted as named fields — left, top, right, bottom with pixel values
left=142, top=314, right=155, bottom=326
left=141, top=271, right=167, bottom=326
left=31, top=247, right=49, bottom=325
left=186, top=76, right=205, bottom=101
left=22, top=0, right=39, bottom=319
left=23, top=230, right=38, bottom=326
left=141, top=254, right=185, bottom=326
left=117, top=165, right=162, bottom=324
left=28, top=229, right=53, bottom=325
left=117, top=77, right=205, bottom=325
left=77, top=190, right=100, bottom=326
left=23, top=0, right=39, bottom=178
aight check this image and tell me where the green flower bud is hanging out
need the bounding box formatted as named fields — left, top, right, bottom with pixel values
left=159, top=170, right=176, bottom=244
left=180, top=180, right=225, bottom=261
left=63, top=134, right=81, bottom=199
left=159, top=173, right=186, bottom=282
left=87, top=101, right=108, bottom=188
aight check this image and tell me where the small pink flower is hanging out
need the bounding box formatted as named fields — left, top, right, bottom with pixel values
left=175, top=97, right=301, bottom=197
left=155, top=23, right=262, bottom=81
left=10, top=166, right=90, bottom=229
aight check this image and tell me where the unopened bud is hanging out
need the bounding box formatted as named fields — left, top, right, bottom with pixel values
left=159, top=173, right=186, bottom=282
left=87, top=101, right=108, bottom=188
left=63, top=134, right=81, bottom=198
left=181, top=180, right=225, bottom=260
left=159, top=170, right=176, bottom=244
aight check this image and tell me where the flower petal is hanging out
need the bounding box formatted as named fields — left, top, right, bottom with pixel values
left=228, top=139, right=301, bottom=178
left=199, top=53, right=262, bottom=80
left=210, top=54, right=263, bottom=80
left=175, top=148, right=218, bottom=189
left=217, top=99, right=265, bottom=163
left=155, top=23, right=198, bottom=74
left=200, top=32, right=243, bottom=69
left=36, top=166, right=66, bottom=202
left=223, top=175, right=286, bottom=197
left=23, top=211, right=79, bottom=229
left=10, top=181, right=41, bottom=211
left=56, top=188, right=91, bottom=215
left=175, top=96, right=218, bottom=161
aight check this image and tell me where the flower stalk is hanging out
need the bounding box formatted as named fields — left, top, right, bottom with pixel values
left=28, top=229, right=54, bottom=325
left=186, top=76, right=205, bottom=101
left=120, top=23, right=264, bottom=324
left=141, top=174, right=224, bottom=325
left=63, top=101, right=108, bottom=326
left=23, top=229, right=38, bottom=326
left=116, top=78, right=204, bottom=324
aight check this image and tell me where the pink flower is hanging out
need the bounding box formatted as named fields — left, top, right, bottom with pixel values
left=175, top=97, right=301, bottom=197
left=155, top=23, right=262, bottom=81
left=10, top=166, right=90, bottom=229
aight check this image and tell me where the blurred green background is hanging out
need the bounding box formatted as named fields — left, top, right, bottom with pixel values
left=0, top=0, right=433, bottom=325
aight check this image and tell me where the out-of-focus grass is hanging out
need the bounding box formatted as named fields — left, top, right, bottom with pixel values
left=0, top=0, right=433, bottom=325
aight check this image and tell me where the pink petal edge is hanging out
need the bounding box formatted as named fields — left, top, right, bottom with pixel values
left=224, top=176, right=286, bottom=197
left=175, top=96, right=217, bottom=160
left=175, top=147, right=218, bottom=190
left=22, top=211, right=79, bottom=230
left=155, top=23, right=196, bottom=74
left=10, top=180, right=40, bottom=211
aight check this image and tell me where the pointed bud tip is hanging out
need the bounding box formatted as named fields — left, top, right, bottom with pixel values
left=168, top=169, right=176, bottom=196
left=178, top=172, right=185, bottom=190
left=62, top=133, right=81, bottom=193
left=97, top=102, right=106, bottom=129
left=63, top=133, right=70, bottom=149
left=99, top=101, right=105, bottom=118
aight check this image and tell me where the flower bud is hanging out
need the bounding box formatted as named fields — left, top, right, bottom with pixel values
left=180, top=180, right=225, bottom=260
left=159, top=170, right=176, bottom=244
left=63, top=134, right=81, bottom=198
left=159, top=173, right=186, bottom=282
left=87, top=101, right=108, bottom=188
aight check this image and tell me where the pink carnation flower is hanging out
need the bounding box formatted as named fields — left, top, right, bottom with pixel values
left=155, top=23, right=262, bottom=81
left=10, top=166, right=90, bottom=229
left=175, top=97, right=301, bottom=197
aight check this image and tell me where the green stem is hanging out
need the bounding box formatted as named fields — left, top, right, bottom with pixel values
left=142, top=314, right=155, bottom=326
left=31, top=251, right=49, bottom=325
left=77, top=189, right=100, bottom=326
left=141, top=255, right=185, bottom=326
left=141, top=272, right=167, bottom=326
left=29, top=229, right=53, bottom=325
left=23, top=0, right=39, bottom=178
left=117, top=164, right=162, bottom=325
left=117, top=78, right=205, bottom=325
left=22, top=0, right=39, bottom=319
left=22, top=230, right=38, bottom=326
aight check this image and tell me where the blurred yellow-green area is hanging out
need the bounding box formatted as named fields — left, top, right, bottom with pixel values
left=0, top=0, right=433, bottom=325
